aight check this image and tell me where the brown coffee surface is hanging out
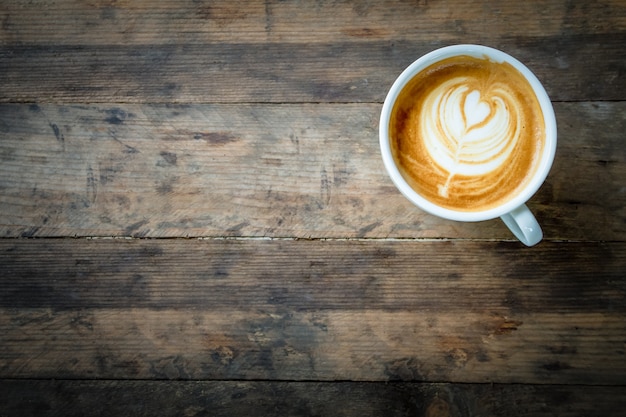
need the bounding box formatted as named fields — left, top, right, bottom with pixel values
left=390, top=55, right=545, bottom=212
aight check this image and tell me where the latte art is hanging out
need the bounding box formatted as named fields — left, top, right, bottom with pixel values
left=390, top=55, right=545, bottom=212
left=423, top=82, right=520, bottom=197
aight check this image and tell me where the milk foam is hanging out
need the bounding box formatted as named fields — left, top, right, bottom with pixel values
left=420, top=78, right=520, bottom=197
left=390, top=55, right=545, bottom=212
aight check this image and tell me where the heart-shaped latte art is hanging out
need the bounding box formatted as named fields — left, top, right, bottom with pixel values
left=419, top=77, right=522, bottom=197
left=463, top=90, right=491, bottom=129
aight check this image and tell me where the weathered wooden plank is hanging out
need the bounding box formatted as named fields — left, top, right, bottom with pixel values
left=2, top=1, right=623, bottom=104
left=0, top=103, right=624, bottom=240
left=2, top=380, right=626, bottom=417
left=2, top=307, right=624, bottom=384
left=1, top=37, right=624, bottom=103
left=1, top=239, right=624, bottom=384
left=1, top=239, right=624, bottom=312
left=2, top=0, right=624, bottom=45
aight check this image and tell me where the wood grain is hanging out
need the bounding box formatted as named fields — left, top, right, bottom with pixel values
left=1, top=103, right=624, bottom=240
left=2, top=0, right=625, bottom=45
left=1, top=239, right=624, bottom=384
left=1, top=0, right=625, bottom=412
left=1, top=37, right=624, bottom=103
left=3, top=0, right=622, bottom=104
left=2, top=380, right=626, bottom=417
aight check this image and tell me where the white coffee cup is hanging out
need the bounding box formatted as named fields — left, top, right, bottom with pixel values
left=379, top=45, right=557, bottom=246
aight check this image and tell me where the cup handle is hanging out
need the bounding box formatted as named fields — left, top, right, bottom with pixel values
left=500, top=204, right=543, bottom=246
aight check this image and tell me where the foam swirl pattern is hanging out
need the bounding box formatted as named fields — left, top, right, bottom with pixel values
left=390, top=56, right=545, bottom=212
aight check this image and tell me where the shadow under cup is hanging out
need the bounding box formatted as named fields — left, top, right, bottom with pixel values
left=379, top=45, right=557, bottom=246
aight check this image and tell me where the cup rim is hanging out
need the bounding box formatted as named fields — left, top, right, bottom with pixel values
left=379, top=44, right=557, bottom=222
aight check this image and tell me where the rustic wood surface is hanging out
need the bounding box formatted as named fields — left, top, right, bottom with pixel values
left=1, top=1, right=625, bottom=103
left=1, top=239, right=625, bottom=385
left=0, top=102, right=624, bottom=240
left=1, top=0, right=625, bottom=415
left=3, top=380, right=626, bottom=417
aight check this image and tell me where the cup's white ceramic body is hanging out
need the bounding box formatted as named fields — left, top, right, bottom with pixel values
left=379, top=45, right=557, bottom=246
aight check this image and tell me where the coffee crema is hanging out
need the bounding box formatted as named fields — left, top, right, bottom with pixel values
left=390, top=55, right=546, bottom=212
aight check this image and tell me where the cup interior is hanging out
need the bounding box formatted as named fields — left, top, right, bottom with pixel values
left=379, top=44, right=557, bottom=222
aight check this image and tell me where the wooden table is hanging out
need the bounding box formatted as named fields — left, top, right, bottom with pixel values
left=1, top=1, right=625, bottom=415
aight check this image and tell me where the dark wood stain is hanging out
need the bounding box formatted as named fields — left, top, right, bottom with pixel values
left=86, top=166, right=97, bottom=204
left=357, top=221, right=382, bottom=237
left=194, top=131, right=238, bottom=145
left=104, top=108, right=132, bottom=125
left=49, top=123, right=63, bottom=143
left=156, top=180, right=174, bottom=195
left=100, top=6, right=116, bottom=20
left=159, top=151, right=177, bottom=166
left=541, top=361, right=573, bottom=371
left=124, top=220, right=149, bottom=236
left=384, top=357, right=425, bottom=381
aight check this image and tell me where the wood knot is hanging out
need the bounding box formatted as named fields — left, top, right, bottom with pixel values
left=426, top=397, right=451, bottom=417
left=445, top=348, right=469, bottom=368
left=494, top=319, right=523, bottom=335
